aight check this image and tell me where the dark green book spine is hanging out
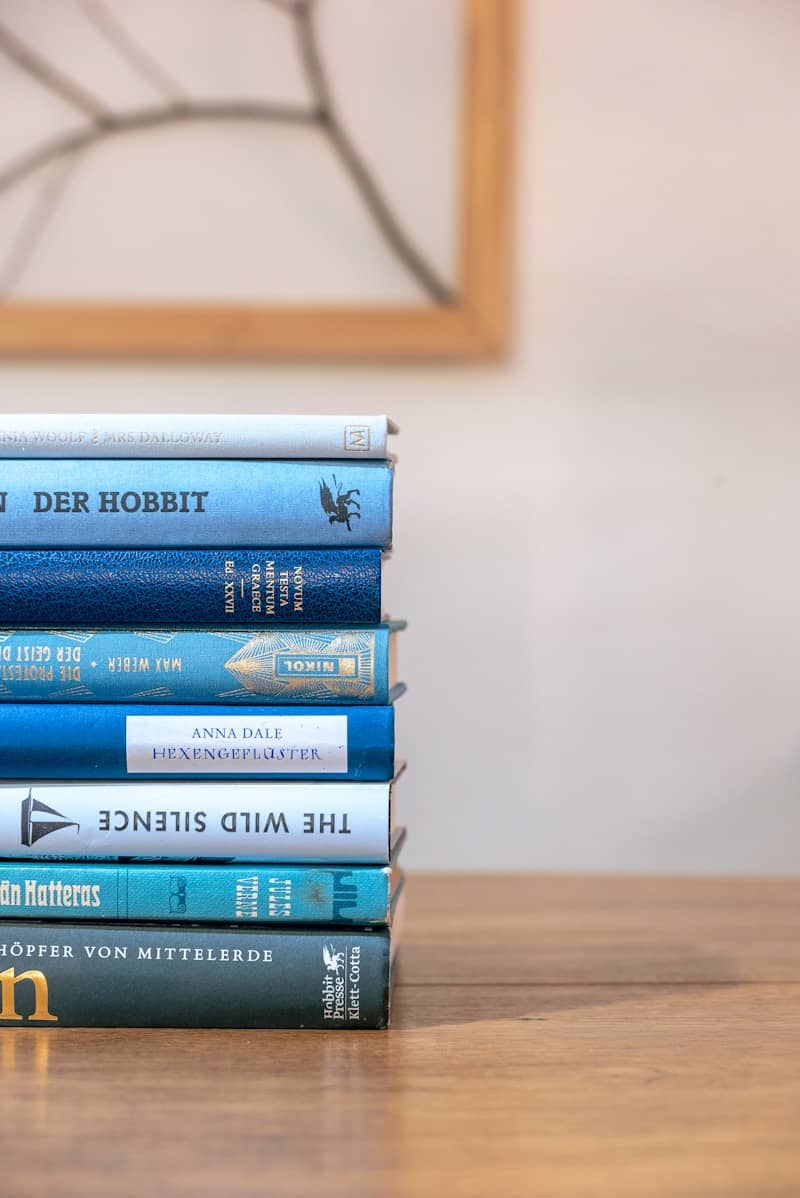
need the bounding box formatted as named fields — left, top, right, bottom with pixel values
left=0, top=922, right=391, bottom=1028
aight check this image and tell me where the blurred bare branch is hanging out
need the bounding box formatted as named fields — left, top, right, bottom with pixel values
left=0, top=101, right=314, bottom=199
left=0, top=1, right=455, bottom=303
left=0, top=152, right=85, bottom=294
left=0, top=18, right=109, bottom=121
left=77, top=0, right=188, bottom=106
left=291, top=2, right=453, bottom=303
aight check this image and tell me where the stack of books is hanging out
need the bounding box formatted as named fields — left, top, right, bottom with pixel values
left=0, top=414, right=403, bottom=1029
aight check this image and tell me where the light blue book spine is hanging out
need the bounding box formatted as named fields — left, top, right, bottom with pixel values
left=0, top=626, right=397, bottom=704
left=0, top=459, right=392, bottom=547
left=0, top=415, right=391, bottom=459
left=0, top=861, right=394, bottom=924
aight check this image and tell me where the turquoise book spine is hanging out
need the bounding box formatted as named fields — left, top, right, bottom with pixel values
left=0, top=861, right=395, bottom=924
left=0, top=625, right=399, bottom=704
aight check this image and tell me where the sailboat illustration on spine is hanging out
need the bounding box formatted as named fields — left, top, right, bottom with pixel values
left=20, top=790, right=80, bottom=847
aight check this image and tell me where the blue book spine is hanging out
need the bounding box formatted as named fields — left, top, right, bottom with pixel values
left=0, top=626, right=397, bottom=704
left=0, top=459, right=392, bottom=547
left=0, top=921, right=395, bottom=1027
left=0, top=704, right=394, bottom=780
left=0, top=861, right=394, bottom=924
left=0, top=548, right=382, bottom=626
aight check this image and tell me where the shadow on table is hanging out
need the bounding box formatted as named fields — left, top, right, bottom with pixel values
left=391, top=958, right=741, bottom=1031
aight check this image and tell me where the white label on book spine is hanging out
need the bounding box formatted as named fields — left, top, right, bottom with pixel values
left=125, top=715, right=348, bottom=774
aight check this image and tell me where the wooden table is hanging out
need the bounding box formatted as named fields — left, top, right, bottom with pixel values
left=1, top=874, right=798, bottom=1197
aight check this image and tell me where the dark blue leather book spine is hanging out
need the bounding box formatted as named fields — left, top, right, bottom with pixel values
left=0, top=548, right=381, bottom=626
left=0, top=459, right=392, bottom=547
left=0, top=921, right=392, bottom=1028
left=0, top=703, right=395, bottom=780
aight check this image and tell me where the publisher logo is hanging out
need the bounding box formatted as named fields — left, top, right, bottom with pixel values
left=20, top=790, right=80, bottom=847
left=344, top=425, right=371, bottom=453
left=321, top=943, right=361, bottom=1022
left=168, top=875, right=188, bottom=914
left=318, top=476, right=361, bottom=532
left=323, top=944, right=345, bottom=974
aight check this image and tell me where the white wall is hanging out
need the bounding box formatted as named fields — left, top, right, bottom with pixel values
left=2, top=0, right=800, bottom=872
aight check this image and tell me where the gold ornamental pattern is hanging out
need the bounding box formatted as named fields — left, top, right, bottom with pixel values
left=223, top=631, right=375, bottom=700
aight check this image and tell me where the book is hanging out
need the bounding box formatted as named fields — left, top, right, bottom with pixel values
left=0, top=843, right=405, bottom=923
left=0, top=775, right=400, bottom=862
left=0, top=904, right=404, bottom=1027
left=0, top=624, right=403, bottom=704
left=0, top=414, right=395, bottom=459
left=0, top=703, right=396, bottom=780
left=0, top=548, right=382, bottom=627
left=0, top=459, right=392, bottom=547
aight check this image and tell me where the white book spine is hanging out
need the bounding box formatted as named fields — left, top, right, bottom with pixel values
left=1, top=781, right=392, bottom=863
left=0, top=415, right=391, bottom=459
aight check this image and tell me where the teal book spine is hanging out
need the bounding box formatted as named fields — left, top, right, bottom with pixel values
left=0, top=861, right=395, bottom=924
left=0, top=625, right=400, bottom=704
left=0, top=921, right=396, bottom=1028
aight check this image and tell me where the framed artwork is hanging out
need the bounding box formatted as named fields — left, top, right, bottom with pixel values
left=0, top=0, right=515, bottom=360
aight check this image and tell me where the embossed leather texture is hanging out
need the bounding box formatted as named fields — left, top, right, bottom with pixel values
left=0, top=549, right=381, bottom=627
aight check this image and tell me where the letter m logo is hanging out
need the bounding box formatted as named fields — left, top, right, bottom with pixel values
left=344, top=425, right=370, bottom=452
left=0, top=967, right=58, bottom=1022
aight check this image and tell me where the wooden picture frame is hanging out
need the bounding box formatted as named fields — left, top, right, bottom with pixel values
left=0, top=0, right=516, bottom=361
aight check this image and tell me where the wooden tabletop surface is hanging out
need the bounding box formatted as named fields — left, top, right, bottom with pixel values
left=1, top=873, right=798, bottom=1197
